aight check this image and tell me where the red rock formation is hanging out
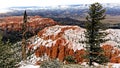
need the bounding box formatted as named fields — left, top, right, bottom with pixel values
left=65, top=46, right=70, bottom=57
left=35, top=49, right=40, bottom=58
left=102, top=44, right=120, bottom=63
left=58, top=45, right=65, bottom=62
left=28, top=25, right=120, bottom=65
left=0, top=16, right=57, bottom=32
left=75, top=49, right=86, bottom=63
left=51, top=44, right=58, bottom=59
left=110, top=57, right=120, bottom=63
left=32, top=38, right=87, bottom=63
left=34, top=43, right=120, bottom=64
left=102, top=45, right=113, bottom=59
left=46, top=47, right=52, bottom=58
left=35, top=46, right=46, bottom=57
left=68, top=49, right=74, bottom=56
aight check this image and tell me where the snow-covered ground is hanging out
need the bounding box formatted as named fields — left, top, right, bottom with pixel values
left=112, top=63, right=120, bottom=68
left=19, top=63, right=120, bottom=68
left=19, top=65, right=39, bottom=68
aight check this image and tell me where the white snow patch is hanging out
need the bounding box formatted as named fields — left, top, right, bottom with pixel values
left=112, top=63, right=120, bottom=68
left=19, top=65, right=39, bottom=68
left=64, top=27, right=86, bottom=51
left=44, top=25, right=62, bottom=36
left=104, top=29, right=120, bottom=47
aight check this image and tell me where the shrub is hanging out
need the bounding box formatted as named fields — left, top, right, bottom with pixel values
left=40, top=59, right=62, bottom=68
left=0, top=36, right=18, bottom=68
left=65, top=55, right=76, bottom=64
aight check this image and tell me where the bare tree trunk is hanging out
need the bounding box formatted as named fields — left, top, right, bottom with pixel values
left=22, top=38, right=26, bottom=61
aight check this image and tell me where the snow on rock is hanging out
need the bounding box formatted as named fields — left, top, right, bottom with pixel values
left=19, top=65, right=39, bottom=68
left=28, top=25, right=86, bottom=64
left=27, top=25, right=120, bottom=65
left=103, top=29, right=120, bottom=47
left=112, top=63, right=120, bottom=68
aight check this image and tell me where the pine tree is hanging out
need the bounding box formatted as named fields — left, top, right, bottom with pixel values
left=22, top=10, right=27, bottom=61
left=0, top=34, right=17, bottom=68
left=85, top=2, right=108, bottom=66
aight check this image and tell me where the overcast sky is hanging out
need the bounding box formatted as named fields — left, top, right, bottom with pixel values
left=0, top=0, right=120, bottom=8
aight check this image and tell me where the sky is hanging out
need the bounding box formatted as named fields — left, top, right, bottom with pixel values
left=0, top=0, right=120, bottom=9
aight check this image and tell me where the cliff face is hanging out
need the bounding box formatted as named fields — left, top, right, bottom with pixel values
left=0, top=16, right=57, bottom=31
left=28, top=25, right=120, bottom=64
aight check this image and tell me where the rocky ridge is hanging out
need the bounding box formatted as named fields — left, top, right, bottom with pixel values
left=0, top=16, right=57, bottom=32
left=28, top=25, right=120, bottom=65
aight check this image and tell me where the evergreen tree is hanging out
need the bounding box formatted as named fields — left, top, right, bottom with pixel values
left=0, top=34, right=17, bottom=68
left=85, top=2, right=108, bottom=66
left=22, top=10, right=28, bottom=61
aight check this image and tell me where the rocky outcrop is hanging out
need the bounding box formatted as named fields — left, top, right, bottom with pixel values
left=28, top=25, right=120, bottom=64
left=28, top=25, right=86, bottom=64
left=0, top=16, right=57, bottom=32
left=102, top=44, right=120, bottom=63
